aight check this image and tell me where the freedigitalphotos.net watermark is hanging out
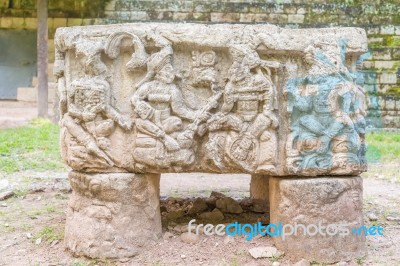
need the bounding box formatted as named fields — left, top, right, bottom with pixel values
left=187, top=219, right=383, bottom=241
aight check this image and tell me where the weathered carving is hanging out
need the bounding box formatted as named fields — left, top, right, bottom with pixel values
left=55, top=23, right=368, bottom=176
left=285, top=39, right=367, bottom=175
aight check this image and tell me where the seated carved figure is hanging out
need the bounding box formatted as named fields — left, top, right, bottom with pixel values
left=61, top=77, right=131, bottom=171
left=205, top=44, right=279, bottom=173
left=129, top=34, right=209, bottom=171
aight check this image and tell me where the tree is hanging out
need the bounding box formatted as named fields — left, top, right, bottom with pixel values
left=37, top=0, right=48, bottom=118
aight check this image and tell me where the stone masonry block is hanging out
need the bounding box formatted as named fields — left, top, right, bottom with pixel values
left=288, top=14, right=304, bottom=24
left=270, top=176, right=366, bottom=263
left=380, top=72, right=398, bottom=84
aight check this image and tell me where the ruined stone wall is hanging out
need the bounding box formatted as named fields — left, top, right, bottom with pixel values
left=1, top=0, right=399, bottom=127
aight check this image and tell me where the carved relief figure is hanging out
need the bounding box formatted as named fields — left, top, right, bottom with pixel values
left=127, top=33, right=211, bottom=171
left=205, top=43, right=280, bottom=173
left=61, top=77, right=132, bottom=171
left=286, top=39, right=366, bottom=174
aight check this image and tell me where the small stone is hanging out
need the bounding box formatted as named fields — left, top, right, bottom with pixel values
left=223, top=235, right=234, bottom=245
left=337, top=262, right=348, bottom=266
left=210, top=191, right=226, bottom=198
left=248, top=246, right=283, bottom=259
left=187, top=198, right=208, bottom=215
left=0, top=190, right=14, bottom=201
left=26, top=233, right=32, bottom=239
left=166, top=210, right=185, bottom=221
left=4, top=223, right=9, bottom=227
left=272, top=262, right=281, bottom=266
left=198, top=208, right=224, bottom=222
left=180, top=254, right=186, bottom=259
left=1, top=203, right=7, bottom=207
left=163, top=232, right=174, bottom=239
left=180, top=232, right=200, bottom=244
left=0, top=179, right=9, bottom=191
left=368, top=213, right=378, bottom=221
left=50, top=239, right=59, bottom=247
left=386, top=216, right=400, bottom=221
left=216, top=197, right=243, bottom=214
left=173, top=225, right=182, bottom=233
left=35, top=237, right=42, bottom=245
left=180, top=224, right=188, bottom=232
left=294, top=259, right=311, bottom=266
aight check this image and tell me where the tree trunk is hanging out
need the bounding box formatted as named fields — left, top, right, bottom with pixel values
left=37, top=0, right=48, bottom=118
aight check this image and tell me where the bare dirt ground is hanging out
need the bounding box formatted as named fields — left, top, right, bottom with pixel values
left=0, top=168, right=399, bottom=266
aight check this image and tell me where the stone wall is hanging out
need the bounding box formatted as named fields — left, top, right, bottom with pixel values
left=1, top=0, right=399, bottom=127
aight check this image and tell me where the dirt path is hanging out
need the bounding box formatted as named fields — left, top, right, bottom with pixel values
left=0, top=171, right=399, bottom=266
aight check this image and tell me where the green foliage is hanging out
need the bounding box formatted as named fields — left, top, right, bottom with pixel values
left=0, top=119, right=64, bottom=173
left=366, top=131, right=400, bottom=162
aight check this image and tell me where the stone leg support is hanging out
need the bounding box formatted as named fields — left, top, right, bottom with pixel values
left=269, top=176, right=366, bottom=263
left=250, top=175, right=269, bottom=206
left=65, top=171, right=162, bottom=258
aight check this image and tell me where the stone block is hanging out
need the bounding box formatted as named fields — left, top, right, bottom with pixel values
left=17, top=86, right=57, bottom=103
left=254, top=13, right=269, bottom=22
left=372, top=48, right=392, bottom=60
left=269, top=176, right=366, bottom=263
left=65, top=172, right=161, bottom=258
left=297, top=7, right=306, bottom=14
left=0, top=17, right=12, bottom=28
left=210, top=12, right=240, bottom=22
left=67, top=18, right=82, bottom=27
left=395, top=25, right=400, bottom=35
left=130, top=11, right=149, bottom=21
left=239, top=13, right=254, bottom=23
left=380, top=72, right=398, bottom=84
left=172, top=12, right=190, bottom=21
left=17, top=87, right=37, bottom=102
left=385, top=97, right=396, bottom=110
left=374, top=60, right=397, bottom=69
left=53, top=18, right=67, bottom=28
left=392, top=48, right=400, bottom=60
left=268, top=13, right=288, bottom=23
left=55, top=23, right=368, bottom=177
left=380, top=25, right=395, bottom=35
left=288, top=14, right=304, bottom=24
left=12, top=17, right=24, bottom=29
left=24, top=18, right=37, bottom=29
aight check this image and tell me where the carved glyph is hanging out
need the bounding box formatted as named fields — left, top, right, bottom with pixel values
left=55, top=23, right=368, bottom=176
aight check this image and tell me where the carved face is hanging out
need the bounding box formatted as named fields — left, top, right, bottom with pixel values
left=192, top=67, right=217, bottom=85
left=74, top=88, right=105, bottom=113
left=229, top=61, right=250, bottom=82
left=155, top=63, right=175, bottom=84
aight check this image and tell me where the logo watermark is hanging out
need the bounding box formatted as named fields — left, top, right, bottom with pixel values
left=188, top=219, right=383, bottom=241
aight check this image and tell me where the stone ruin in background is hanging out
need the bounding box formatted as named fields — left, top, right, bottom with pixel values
left=54, top=23, right=368, bottom=263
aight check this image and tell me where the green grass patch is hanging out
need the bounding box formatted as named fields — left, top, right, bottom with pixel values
left=34, top=225, right=64, bottom=243
left=0, top=118, right=64, bottom=173
left=366, top=131, right=400, bottom=163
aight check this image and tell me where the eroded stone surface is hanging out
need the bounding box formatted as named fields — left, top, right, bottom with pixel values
left=56, top=23, right=369, bottom=260
left=64, top=172, right=161, bottom=258
left=269, top=176, right=366, bottom=263
left=55, top=23, right=368, bottom=176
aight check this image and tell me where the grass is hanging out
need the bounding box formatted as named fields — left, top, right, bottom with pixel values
left=366, top=131, right=400, bottom=163
left=34, top=225, right=64, bottom=244
left=0, top=118, right=64, bottom=173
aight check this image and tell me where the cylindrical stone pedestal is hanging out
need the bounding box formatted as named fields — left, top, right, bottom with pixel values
left=269, top=176, right=366, bottom=263
left=65, top=171, right=162, bottom=258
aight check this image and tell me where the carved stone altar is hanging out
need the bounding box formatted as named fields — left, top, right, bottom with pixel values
left=55, top=23, right=368, bottom=262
